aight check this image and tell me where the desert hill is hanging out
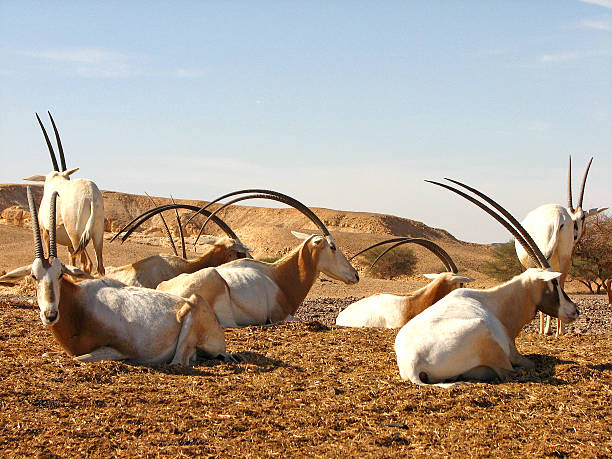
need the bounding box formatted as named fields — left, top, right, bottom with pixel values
left=0, top=184, right=495, bottom=288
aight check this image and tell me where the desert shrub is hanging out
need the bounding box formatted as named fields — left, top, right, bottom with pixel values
left=481, top=241, right=523, bottom=281
left=356, top=246, right=417, bottom=279
left=259, top=256, right=281, bottom=264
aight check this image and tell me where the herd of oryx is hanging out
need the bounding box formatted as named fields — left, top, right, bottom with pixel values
left=0, top=112, right=607, bottom=387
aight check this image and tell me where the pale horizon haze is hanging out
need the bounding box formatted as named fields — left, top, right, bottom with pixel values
left=1, top=1, right=610, bottom=243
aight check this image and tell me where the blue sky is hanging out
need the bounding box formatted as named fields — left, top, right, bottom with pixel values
left=1, top=0, right=610, bottom=243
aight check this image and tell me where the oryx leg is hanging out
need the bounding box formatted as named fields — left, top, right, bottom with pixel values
left=172, top=295, right=229, bottom=365
left=508, top=341, right=535, bottom=369
left=74, top=346, right=128, bottom=362
left=469, top=334, right=515, bottom=382
left=92, top=225, right=105, bottom=276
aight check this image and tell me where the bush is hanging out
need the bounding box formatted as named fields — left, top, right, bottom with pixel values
left=356, top=246, right=417, bottom=279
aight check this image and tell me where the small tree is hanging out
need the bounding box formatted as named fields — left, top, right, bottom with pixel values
left=481, top=241, right=523, bottom=282
left=569, top=213, right=612, bottom=304
left=355, top=246, right=417, bottom=279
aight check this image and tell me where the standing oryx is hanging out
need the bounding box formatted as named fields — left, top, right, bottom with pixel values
left=515, top=156, right=607, bottom=335
left=392, top=179, right=578, bottom=387
left=0, top=187, right=235, bottom=365
left=156, top=189, right=359, bottom=327
left=24, top=112, right=105, bottom=275
left=336, top=237, right=474, bottom=328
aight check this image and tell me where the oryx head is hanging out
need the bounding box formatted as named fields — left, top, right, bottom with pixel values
left=292, top=231, right=359, bottom=285
left=567, top=156, right=608, bottom=244
left=0, top=187, right=91, bottom=326
left=23, top=112, right=80, bottom=184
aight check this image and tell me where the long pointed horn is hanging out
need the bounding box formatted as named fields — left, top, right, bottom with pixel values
left=111, top=204, right=241, bottom=244
left=567, top=155, right=574, bottom=211
left=36, top=113, right=59, bottom=172
left=426, top=179, right=549, bottom=269
left=48, top=112, right=67, bottom=172
left=353, top=237, right=457, bottom=273
left=577, top=157, right=593, bottom=209
left=187, top=189, right=331, bottom=239
left=26, top=186, right=44, bottom=259
left=171, top=195, right=187, bottom=259
left=49, top=191, right=58, bottom=259
left=194, top=192, right=331, bottom=247
left=145, top=193, right=178, bottom=256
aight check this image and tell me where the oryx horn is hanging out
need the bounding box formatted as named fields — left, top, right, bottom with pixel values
left=26, top=186, right=44, bottom=259
left=426, top=179, right=550, bottom=269
left=577, top=157, right=593, bottom=209
left=49, top=191, right=58, bottom=259
left=36, top=113, right=59, bottom=172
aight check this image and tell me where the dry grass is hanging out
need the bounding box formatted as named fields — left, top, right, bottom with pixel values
left=1, top=295, right=611, bottom=458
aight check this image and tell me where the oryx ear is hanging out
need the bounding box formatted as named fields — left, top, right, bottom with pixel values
left=450, top=275, right=475, bottom=284
left=291, top=230, right=313, bottom=241
left=62, top=167, right=79, bottom=177
left=0, top=265, right=32, bottom=284
left=423, top=273, right=441, bottom=280
left=23, top=175, right=46, bottom=182
left=533, top=270, right=562, bottom=282
left=586, top=207, right=608, bottom=217
left=62, top=264, right=94, bottom=279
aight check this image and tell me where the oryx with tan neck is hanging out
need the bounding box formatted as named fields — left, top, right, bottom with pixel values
left=336, top=238, right=474, bottom=328
left=24, top=112, right=105, bottom=275
left=103, top=202, right=250, bottom=288
left=156, top=189, right=359, bottom=327
left=392, top=179, right=578, bottom=387
left=515, top=156, right=607, bottom=336
left=0, top=187, right=235, bottom=366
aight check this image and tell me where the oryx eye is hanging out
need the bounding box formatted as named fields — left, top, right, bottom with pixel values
left=31, top=274, right=37, bottom=281
left=330, top=244, right=337, bottom=251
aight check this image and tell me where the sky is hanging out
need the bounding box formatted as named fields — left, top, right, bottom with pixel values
left=0, top=0, right=610, bottom=243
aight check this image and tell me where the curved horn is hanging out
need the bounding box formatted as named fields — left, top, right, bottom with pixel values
left=36, top=113, right=59, bottom=172
left=47, top=112, right=67, bottom=172
left=577, top=157, right=593, bottom=209
left=352, top=237, right=457, bottom=273
left=49, top=191, right=58, bottom=259
left=111, top=204, right=241, bottom=245
left=186, top=189, right=331, bottom=238
left=145, top=193, right=178, bottom=256
left=442, top=178, right=551, bottom=268
left=426, top=179, right=549, bottom=269
left=567, top=155, right=573, bottom=211
left=171, top=195, right=187, bottom=259
left=193, top=192, right=330, bottom=247
left=26, top=186, right=44, bottom=259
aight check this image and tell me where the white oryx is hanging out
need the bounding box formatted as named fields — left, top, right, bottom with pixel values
left=0, top=187, right=236, bottom=365
left=336, top=238, right=474, bottom=328
left=393, top=179, right=579, bottom=387
left=105, top=203, right=251, bottom=288
left=156, top=189, right=359, bottom=327
left=515, top=156, right=607, bottom=336
left=24, top=112, right=105, bottom=275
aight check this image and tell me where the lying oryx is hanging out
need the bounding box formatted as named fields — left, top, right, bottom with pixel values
left=105, top=203, right=250, bottom=288
left=516, top=156, right=607, bottom=336
left=336, top=238, right=474, bottom=328
left=0, top=187, right=236, bottom=365
left=24, top=112, right=105, bottom=275
left=157, top=189, right=359, bottom=327
left=393, top=179, right=578, bottom=387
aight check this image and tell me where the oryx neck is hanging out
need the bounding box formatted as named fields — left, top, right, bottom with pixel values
left=271, top=240, right=319, bottom=316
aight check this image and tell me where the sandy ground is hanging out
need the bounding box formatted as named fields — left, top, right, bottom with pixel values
left=1, top=222, right=611, bottom=457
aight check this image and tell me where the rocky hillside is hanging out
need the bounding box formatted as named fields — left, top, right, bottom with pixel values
left=0, top=184, right=493, bottom=282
